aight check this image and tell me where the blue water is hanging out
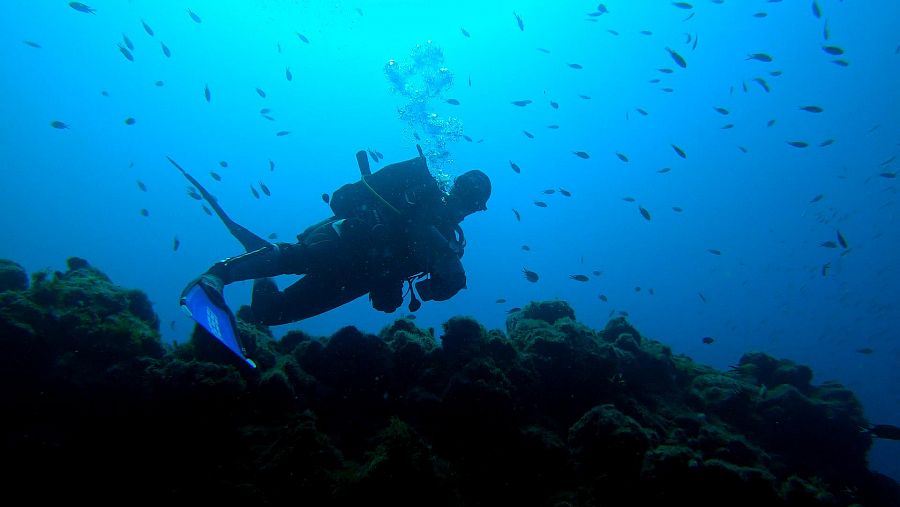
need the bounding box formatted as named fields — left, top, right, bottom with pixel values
left=1, top=0, right=897, bottom=480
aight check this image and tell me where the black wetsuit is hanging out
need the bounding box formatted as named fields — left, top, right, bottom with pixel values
left=218, top=153, right=467, bottom=326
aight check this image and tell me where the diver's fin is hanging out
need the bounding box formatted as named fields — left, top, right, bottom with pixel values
left=166, top=156, right=270, bottom=252
left=180, top=281, right=256, bottom=368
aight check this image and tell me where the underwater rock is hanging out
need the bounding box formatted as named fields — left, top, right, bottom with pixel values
left=0, top=259, right=27, bottom=292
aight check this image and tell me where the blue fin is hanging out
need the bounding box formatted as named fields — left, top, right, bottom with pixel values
left=180, top=282, right=256, bottom=368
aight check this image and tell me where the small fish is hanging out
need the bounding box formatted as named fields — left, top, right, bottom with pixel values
left=261, top=114, right=276, bottom=121
left=523, top=131, right=534, bottom=139
left=661, top=87, right=674, bottom=93
left=259, top=181, right=271, bottom=196
left=140, top=208, right=149, bottom=217
left=665, top=47, right=687, bottom=68
left=607, top=29, right=619, bottom=36
left=445, top=98, right=460, bottom=105
left=822, top=45, right=844, bottom=55
left=656, top=167, right=672, bottom=174
left=521, top=245, right=531, bottom=251
left=202, top=205, right=212, bottom=215
left=836, top=230, right=848, bottom=249
left=187, top=9, right=202, bottom=23
left=752, top=77, right=770, bottom=93
left=616, top=152, right=629, bottom=163
left=878, top=172, right=897, bottom=179
left=161, top=42, right=171, bottom=58
left=23, top=41, right=42, bottom=48
left=523, top=268, right=539, bottom=282
left=767, top=119, right=776, bottom=127
left=821, top=263, right=830, bottom=277
left=658, top=68, right=674, bottom=74
left=269, top=159, right=275, bottom=171
left=546, top=124, right=559, bottom=129
left=322, top=193, right=330, bottom=203
left=118, top=44, right=134, bottom=62
left=142, top=20, right=154, bottom=36
left=812, top=0, right=821, bottom=18
left=672, top=206, right=683, bottom=212
left=714, top=107, right=730, bottom=115
left=217, top=160, right=228, bottom=168
left=542, top=189, right=555, bottom=195
left=186, top=187, right=202, bottom=200
left=831, top=59, right=849, bottom=67
left=819, top=139, right=834, bottom=147
left=622, top=197, right=636, bottom=202
left=707, top=249, right=722, bottom=255
left=534, top=201, right=548, bottom=208
left=536, top=48, right=551, bottom=54
left=461, top=27, right=470, bottom=38
left=256, top=87, right=267, bottom=98
left=210, top=171, right=222, bottom=181
left=570, top=274, right=589, bottom=282
left=511, top=100, right=532, bottom=107
left=799, top=105, right=823, bottom=113
left=137, top=180, right=147, bottom=192
left=698, top=292, right=707, bottom=303
left=154, top=81, right=164, bottom=86
left=753, top=12, right=768, bottom=18
left=701, top=336, right=714, bottom=345
left=276, top=131, right=291, bottom=136
left=809, top=194, right=824, bottom=203
left=69, top=2, right=96, bottom=14
left=124, top=117, right=136, bottom=125
left=507, top=307, right=522, bottom=314
left=268, top=232, right=278, bottom=240
left=296, top=33, right=309, bottom=43
left=671, top=144, right=687, bottom=159
left=204, top=84, right=211, bottom=102
left=639, top=206, right=652, bottom=221
left=495, top=298, right=507, bottom=304
left=512, top=209, right=521, bottom=221
left=634, top=286, right=641, bottom=292
left=787, top=141, right=809, bottom=148
left=855, top=347, right=874, bottom=355
left=573, top=151, right=590, bottom=159
left=514, top=11, right=524, bottom=31
left=568, top=63, right=583, bottom=69
left=720, top=124, right=734, bottom=130
left=550, top=101, right=559, bottom=109
left=579, top=95, right=591, bottom=100
left=50, top=120, right=69, bottom=129
left=509, top=161, right=521, bottom=174
left=122, top=34, right=134, bottom=50
left=286, top=67, right=293, bottom=81
left=672, top=2, right=693, bottom=8
left=598, top=294, right=608, bottom=302
left=250, top=186, right=260, bottom=199
left=559, top=188, right=571, bottom=197
left=635, top=108, right=648, bottom=116
left=738, top=146, right=748, bottom=153
left=823, top=20, right=830, bottom=41
left=640, top=30, right=652, bottom=36
left=463, top=135, right=474, bottom=142
left=820, top=240, right=838, bottom=248
left=746, top=53, right=773, bottom=62
left=173, top=236, right=180, bottom=251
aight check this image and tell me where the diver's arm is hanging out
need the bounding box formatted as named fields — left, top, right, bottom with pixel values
left=413, top=225, right=466, bottom=301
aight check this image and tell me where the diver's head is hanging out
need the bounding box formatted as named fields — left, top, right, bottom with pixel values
left=448, top=169, right=491, bottom=220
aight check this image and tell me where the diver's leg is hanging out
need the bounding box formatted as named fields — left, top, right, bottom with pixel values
left=250, top=273, right=368, bottom=326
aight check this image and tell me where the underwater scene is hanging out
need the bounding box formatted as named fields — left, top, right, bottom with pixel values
left=1, top=1, right=898, bottom=504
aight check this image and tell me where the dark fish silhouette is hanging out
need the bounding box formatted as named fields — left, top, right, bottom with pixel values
left=622, top=197, right=636, bottom=202
left=187, top=9, right=202, bottom=23
left=69, top=2, right=96, bottom=14
left=23, top=41, right=42, bottom=48
left=256, top=87, right=267, bottom=98
left=822, top=45, right=843, bottom=55
left=672, top=206, right=683, bottom=212
left=173, top=236, right=180, bottom=251
left=820, top=240, right=838, bottom=248
left=122, top=34, right=134, bottom=50
left=671, top=144, right=687, bottom=158
left=698, top=292, right=707, bottom=303
left=701, top=336, right=714, bottom=345
left=707, top=249, right=722, bottom=255
left=250, top=186, right=260, bottom=199
left=746, top=53, right=773, bottom=62
left=511, top=100, right=532, bottom=106
left=259, top=181, right=271, bottom=196
left=809, top=194, right=824, bottom=203
left=821, top=263, right=830, bottom=277
left=714, top=106, right=729, bottom=115
left=573, top=151, right=590, bottom=159
left=297, top=33, right=309, bottom=43
left=568, top=63, right=583, bottom=69
left=161, top=42, right=171, bottom=58
left=204, top=84, right=211, bottom=102
left=559, top=188, right=571, bottom=197
left=514, top=12, right=524, bottom=31
left=210, top=172, right=222, bottom=181
left=523, top=131, right=534, bottom=139
left=570, top=274, right=589, bottom=282
left=665, top=47, right=687, bottom=68
left=509, top=161, right=521, bottom=173
left=616, top=152, right=629, bottom=163
left=836, top=230, right=848, bottom=249
left=286, top=67, right=293, bottom=81
left=812, top=0, right=822, bottom=18
left=322, top=193, right=330, bottom=203
left=639, top=206, right=651, bottom=221
left=521, top=245, right=531, bottom=251
left=219, top=161, right=228, bottom=168
left=534, top=201, right=548, bottom=208
left=550, top=101, right=559, bottom=109
left=819, top=139, right=834, bottom=147
left=512, top=209, right=521, bottom=221
left=752, top=77, right=770, bottom=92
left=495, top=298, right=506, bottom=304
left=523, top=268, right=539, bottom=282
left=445, top=98, right=460, bottom=105
left=657, top=167, right=671, bottom=174
left=461, top=27, right=470, bottom=38
left=140, top=208, right=149, bottom=217
left=142, top=20, right=154, bottom=36
left=118, top=44, right=134, bottom=62
left=598, top=294, right=608, bottom=302
left=50, top=120, right=69, bottom=129
left=137, top=180, right=147, bottom=192
left=124, top=117, right=136, bottom=125
left=787, top=141, right=809, bottom=148
left=276, top=131, right=291, bottom=136
left=268, top=232, right=278, bottom=239
left=635, top=108, right=648, bottom=116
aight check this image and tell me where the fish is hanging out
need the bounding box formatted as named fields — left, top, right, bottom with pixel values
left=573, top=151, right=590, bottom=159
left=767, top=119, right=776, bottom=127
left=50, top=120, right=69, bottom=129
left=568, top=63, right=583, bottom=69
left=820, top=240, right=838, bottom=248
left=702, top=337, right=714, bottom=345
left=746, top=53, right=773, bottom=62
left=259, top=181, right=271, bottom=196
left=210, top=171, right=222, bottom=181
left=831, top=59, right=849, bottom=67
left=461, top=27, right=470, bottom=38
left=268, top=232, right=278, bottom=240
left=738, top=146, right=749, bottom=153
left=202, top=205, right=212, bottom=216
left=534, top=201, right=548, bottom=208
left=463, top=135, right=474, bottom=142
left=507, top=307, right=522, bottom=314
left=523, top=131, right=534, bottom=139
left=275, top=131, right=291, bottom=136
left=721, top=124, right=734, bottom=129
left=297, top=33, right=310, bottom=43
left=122, top=34, right=134, bottom=51
left=707, top=249, right=722, bottom=255
left=118, top=44, right=134, bottom=62
left=657, top=167, right=671, bottom=174
left=639, top=206, right=652, bottom=221
left=752, top=77, right=770, bottom=92
left=570, top=274, right=590, bottom=282
left=823, top=20, right=830, bottom=40
left=546, top=124, right=559, bottom=129
left=753, top=12, right=768, bottom=18
left=636, top=108, right=648, bottom=116
left=634, top=286, right=641, bottom=292
left=787, top=141, right=809, bottom=148
left=640, top=30, right=652, bottom=36
left=512, top=209, right=521, bottom=221
left=819, top=139, right=834, bottom=147
left=879, top=172, right=897, bottom=179
left=173, top=236, right=180, bottom=251
left=542, top=189, right=556, bottom=195
left=124, top=117, right=136, bottom=125
left=154, top=81, right=164, bottom=86
left=559, top=188, right=571, bottom=197
left=521, top=245, right=531, bottom=252
left=186, top=187, right=202, bottom=200
left=598, top=294, right=608, bottom=302
left=812, top=0, right=821, bottom=18
left=69, top=2, right=96, bottom=14
left=256, top=88, right=267, bottom=98
left=607, top=29, right=619, bottom=36
left=511, top=100, right=532, bottom=106
left=137, top=180, right=147, bottom=192
left=250, top=186, right=260, bottom=199
left=495, top=298, right=507, bottom=304
left=187, top=9, right=202, bottom=23
left=523, top=268, right=539, bottom=282
left=140, top=208, right=149, bottom=217
left=218, top=161, right=228, bottom=168
left=855, top=347, right=874, bottom=355
left=514, top=11, right=524, bottom=31
left=672, top=1, right=693, bottom=8
left=509, top=161, right=521, bottom=174
left=672, top=206, right=683, bottom=212
left=622, top=197, right=636, bottom=203
left=822, top=45, right=844, bottom=55
left=536, top=48, right=551, bottom=54
left=579, top=95, right=591, bottom=100
left=698, top=292, right=707, bottom=303
left=204, top=84, right=211, bottom=102
left=809, top=194, right=824, bottom=203
left=661, top=88, right=674, bottom=93
left=161, top=42, right=171, bottom=58
left=665, top=47, right=687, bottom=68
left=550, top=101, right=559, bottom=109
left=658, top=68, right=674, bottom=74
left=142, top=20, right=155, bottom=36
left=836, top=230, right=848, bottom=249
left=821, top=263, right=830, bottom=277
left=269, top=159, right=275, bottom=171
left=321, top=193, right=330, bottom=204
left=799, top=105, right=823, bottom=113
left=23, top=41, right=42, bottom=48
left=714, top=107, right=730, bottom=115
left=445, top=98, right=460, bottom=105
left=616, top=152, right=629, bottom=163
left=286, top=67, right=293, bottom=81
left=671, top=144, right=687, bottom=158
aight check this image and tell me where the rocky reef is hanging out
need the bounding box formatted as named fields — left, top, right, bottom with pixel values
left=0, top=257, right=897, bottom=506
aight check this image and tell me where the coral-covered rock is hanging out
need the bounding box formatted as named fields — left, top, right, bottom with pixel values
left=0, top=259, right=27, bottom=292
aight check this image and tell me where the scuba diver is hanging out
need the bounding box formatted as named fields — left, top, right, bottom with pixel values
left=172, top=146, right=491, bottom=367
